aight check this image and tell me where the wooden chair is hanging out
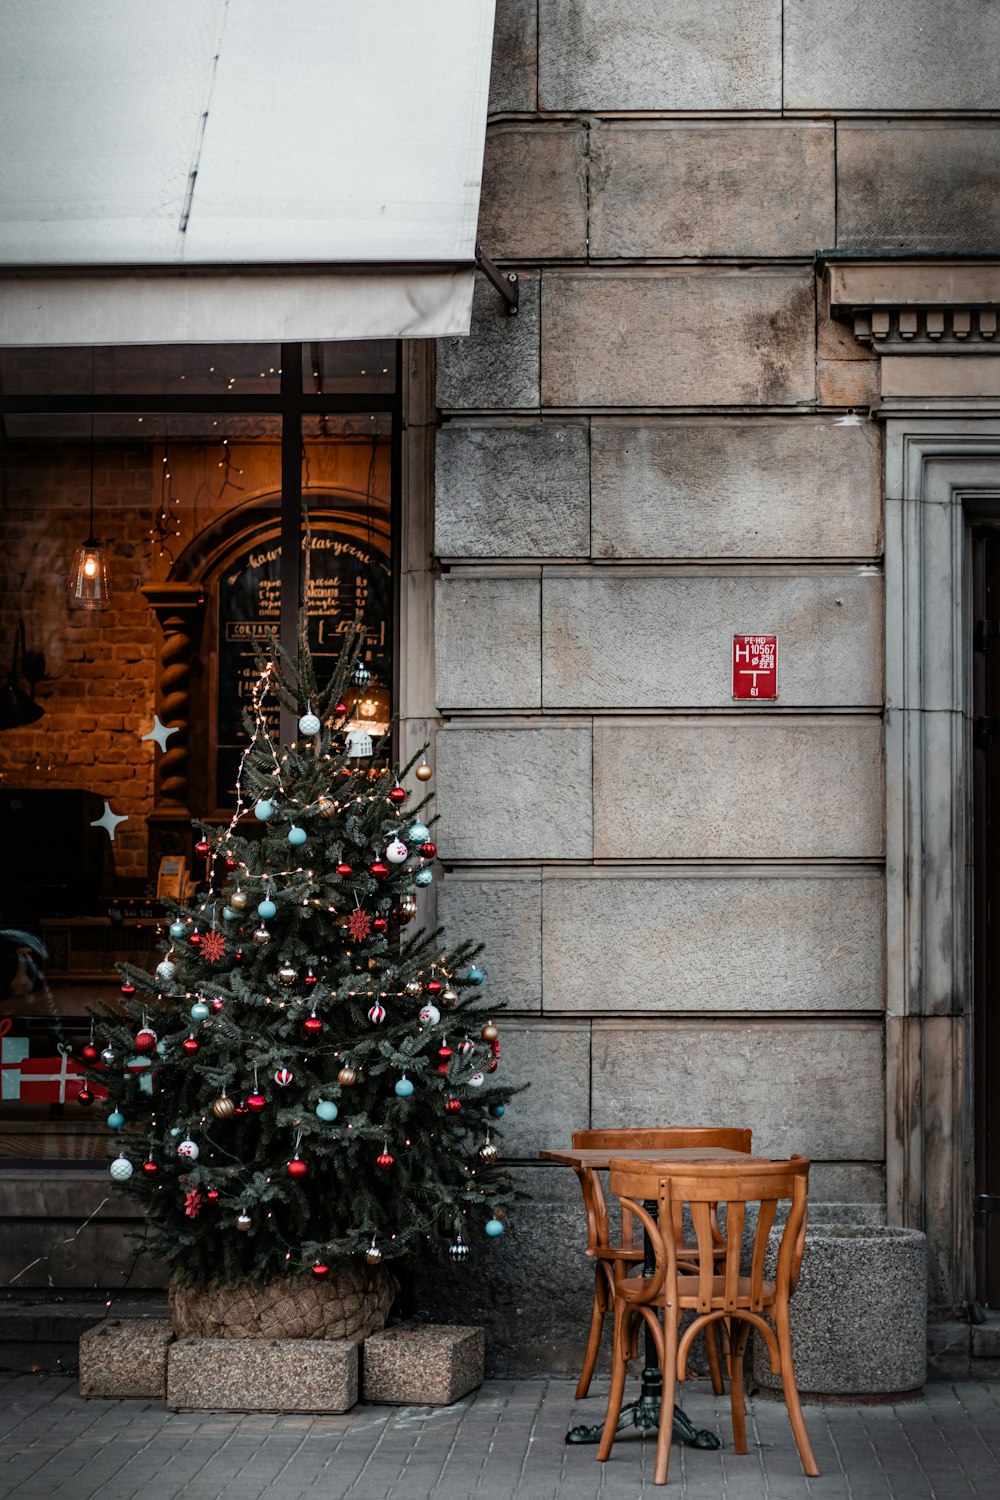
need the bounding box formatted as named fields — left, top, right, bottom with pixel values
left=597, top=1155, right=818, bottom=1486
left=569, top=1127, right=752, bottom=1399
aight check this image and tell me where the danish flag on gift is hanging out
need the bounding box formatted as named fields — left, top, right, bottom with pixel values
left=0, top=1036, right=106, bottom=1103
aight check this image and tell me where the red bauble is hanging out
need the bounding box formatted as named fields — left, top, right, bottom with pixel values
left=438, top=1045, right=453, bottom=1061
left=189, top=931, right=203, bottom=950
left=487, top=1059, right=499, bottom=1073
left=304, top=1013, right=323, bottom=1037
left=420, top=842, right=437, bottom=859
left=491, top=1039, right=501, bottom=1058
left=396, top=907, right=415, bottom=925
left=234, top=950, right=243, bottom=963
left=376, top=1150, right=395, bottom=1172
left=206, top=1188, right=219, bottom=1201
left=211, top=997, right=225, bottom=1014
left=81, top=1043, right=99, bottom=1063
left=247, top=1092, right=266, bottom=1113
left=142, top=1159, right=158, bottom=1176
left=388, top=785, right=407, bottom=805
left=287, top=1157, right=308, bottom=1180
left=335, top=701, right=348, bottom=717
left=426, top=979, right=443, bottom=998
left=373, top=916, right=388, bottom=934
left=120, top=982, right=136, bottom=997
left=445, top=1097, right=461, bottom=1114
left=195, top=839, right=211, bottom=858
left=336, top=862, right=353, bottom=877
left=77, top=1087, right=94, bottom=1106
left=182, top=1036, right=199, bottom=1056
left=225, top=856, right=236, bottom=871
left=437, top=1063, right=450, bottom=1076
left=312, top=1261, right=330, bottom=1279
left=370, top=861, right=389, bottom=880
left=135, top=1027, right=157, bottom=1054
left=304, top=970, right=318, bottom=988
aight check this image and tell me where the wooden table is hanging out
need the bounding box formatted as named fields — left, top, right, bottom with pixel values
left=541, top=1144, right=762, bottom=1449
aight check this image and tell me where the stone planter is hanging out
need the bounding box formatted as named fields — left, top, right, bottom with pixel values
left=169, top=1263, right=397, bottom=1342
left=752, top=1225, right=927, bottom=1397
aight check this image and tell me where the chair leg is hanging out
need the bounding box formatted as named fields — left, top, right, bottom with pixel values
left=728, top=1321, right=751, bottom=1455
left=774, top=1302, right=820, bottom=1477
left=596, top=1301, right=632, bottom=1463
left=653, top=1304, right=679, bottom=1487
left=575, top=1268, right=608, bottom=1399
left=704, top=1320, right=725, bottom=1396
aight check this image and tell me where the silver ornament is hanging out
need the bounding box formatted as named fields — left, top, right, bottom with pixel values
left=479, top=1140, right=499, bottom=1164
left=235, top=1212, right=252, bottom=1231
left=253, top=924, right=271, bottom=946
left=276, top=962, right=297, bottom=987
left=298, top=710, right=321, bottom=736
left=449, top=1237, right=469, bottom=1262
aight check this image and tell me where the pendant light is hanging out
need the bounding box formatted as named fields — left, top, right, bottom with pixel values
left=69, top=416, right=112, bottom=611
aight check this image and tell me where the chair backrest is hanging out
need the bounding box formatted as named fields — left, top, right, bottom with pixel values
left=572, top=1126, right=752, bottom=1153
left=609, top=1156, right=810, bottom=1312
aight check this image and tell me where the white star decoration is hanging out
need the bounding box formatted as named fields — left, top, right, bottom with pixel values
left=91, top=801, right=129, bottom=841
left=141, top=715, right=179, bottom=752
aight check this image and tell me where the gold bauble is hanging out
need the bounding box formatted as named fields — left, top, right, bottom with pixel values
left=365, top=1244, right=383, bottom=1266
left=212, top=1095, right=235, bottom=1120
left=479, top=1141, right=499, bottom=1164
left=317, top=795, right=336, bottom=820
left=481, top=1023, right=499, bottom=1043
left=405, top=979, right=423, bottom=997
left=230, top=890, right=248, bottom=911
left=493, top=1207, right=507, bottom=1222
left=338, top=1065, right=358, bottom=1086
left=415, top=761, right=433, bottom=782
left=277, top=962, right=298, bottom=987
left=441, top=987, right=459, bottom=1010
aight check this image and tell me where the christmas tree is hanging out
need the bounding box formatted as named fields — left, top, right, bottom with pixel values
left=84, top=621, right=517, bottom=1288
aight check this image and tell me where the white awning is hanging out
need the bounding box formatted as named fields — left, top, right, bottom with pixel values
left=0, top=0, right=496, bottom=344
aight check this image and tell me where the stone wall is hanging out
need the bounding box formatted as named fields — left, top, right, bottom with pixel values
left=423, top=0, right=1000, bottom=1369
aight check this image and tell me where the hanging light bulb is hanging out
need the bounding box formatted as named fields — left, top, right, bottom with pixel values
left=69, top=417, right=112, bottom=611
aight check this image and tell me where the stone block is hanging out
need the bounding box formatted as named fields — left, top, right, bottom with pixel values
left=437, top=274, right=539, bottom=411
left=436, top=722, right=592, bottom=860
left=752, top=1227, right=927, bottom=1395
left=817, top=360, right=879, bottom=409
left=411, top=1165, right=597, bottom=1377
left=591, top=418, right=881, bottom=560
left=808, top=1162, right=884, bottom=1205
left=593, top=717, right=884, bottom=860
left=538, top=0, right=781, bottom=110
left=437, top=871, right=542, bottom=1013
left=79, top=1317, right=173, bottom=1399
left=927, top=1320, right=971, bottom=1382
left=542, top=569, right=883, bottom=709
left=435, top=420, right=590, bottom=559
left=479, top=124, right=587, bottom=260
left=591, top=1019, right=884, bottom=1161
left=489, top=0, right=537, bottom=114
left=541, top=871, right=885, bottom=1013
left=784, top=0, right=1000, bottom=110
left=166, top=1337, right=358, bottom=1413
left=589, top=123, right=833, bottom=259
left=436, top=573, right=540, bottom=709
left=837, top=124, right=1000, bottom=252
left=542, top=271, right=815, bottom=409
left=490, top=1020, right=591, bottom=1158
left=362, top=1323, right=484, bottom=1405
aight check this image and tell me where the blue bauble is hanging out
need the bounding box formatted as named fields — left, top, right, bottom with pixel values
left=414, top=868, right=433, bottom=888
left=466, top=966, right=485, bottom=985
left=315, top=1100, right=339, bottom=1122
left=489, top=1103, right=506, bottom=1118
left=106, top=1111, right=126, bottom=1131
left=485, top=1218, right=505, bottom=1238
left=222, top=906, right=238, bottom=922
left=408, top=823, right=430, bottom=844
left=190, top=1001, right=210, bottom=1022
left=257, top=899, right=277, bottom=920
left=254, top=800, right=274, bottom=821
left=169, top=920, right=186, bottom=940
left=288, top=826, right=307, bottom=847
left=395, top=1076, right=414, bottom=1098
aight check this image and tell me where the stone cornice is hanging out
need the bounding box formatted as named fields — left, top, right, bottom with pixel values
left=818, top=255, right=1000, bottom=354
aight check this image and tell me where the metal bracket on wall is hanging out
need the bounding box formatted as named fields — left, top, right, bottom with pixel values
left=475, top=244, right=518, bottom=316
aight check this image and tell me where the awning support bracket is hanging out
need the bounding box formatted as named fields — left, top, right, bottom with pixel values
left=476, top=244, right=518, bottom=316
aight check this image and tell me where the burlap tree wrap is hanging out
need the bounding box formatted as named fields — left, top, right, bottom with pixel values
left=169, top=1264, right=398, bottom=1341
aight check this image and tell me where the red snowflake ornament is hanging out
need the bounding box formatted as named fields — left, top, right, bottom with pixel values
left=184, top=1189, right=202, bottom=1219
left=348, top=908, right=372, bottom=943
left=200, top=930, right=227, bottom=964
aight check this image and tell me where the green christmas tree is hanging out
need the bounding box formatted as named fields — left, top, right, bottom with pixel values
left=85, top=621, right=517, bottom=1287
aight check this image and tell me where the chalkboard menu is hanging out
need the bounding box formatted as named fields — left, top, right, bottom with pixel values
left=215, top=519, right=391, bottom=807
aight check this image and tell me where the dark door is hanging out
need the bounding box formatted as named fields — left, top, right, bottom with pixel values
left=972, top=530, right=1000, bottom=1306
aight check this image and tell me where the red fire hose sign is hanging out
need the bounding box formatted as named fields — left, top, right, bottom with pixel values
left=732, top=635, right=777, bottom=699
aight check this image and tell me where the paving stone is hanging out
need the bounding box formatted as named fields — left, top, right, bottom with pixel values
left=837, top=123, right=1000, bottom=252
left=591, top=417, right=881, bottom=560
left=166, top=1338, right=358, bottom=1413
left=590, top=122, right=833, bottom=259
left=437, top=273, right=539, bottom=411
left=362, top=1323, right=484, bottom=1405
left=538, top=0, right=781, bottom=110
left=436, top=420, right=590, bottom=559
left=784, top=0, right=1000, bottom=110
left=542, top=270, right=815, bottom=408
left=436, top=573, right=540, bottom=709
left=480, top=124, right=587, bottom=260
left=437, top=870, right=542, bottom=1013
left=78, top=1317, right=173, bottom=1399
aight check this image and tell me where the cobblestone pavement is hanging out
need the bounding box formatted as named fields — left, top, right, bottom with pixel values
left=0, top=1373, right=998, bottom=1499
